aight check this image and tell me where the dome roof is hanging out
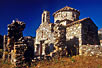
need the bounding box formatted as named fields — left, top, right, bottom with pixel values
left=53, top=6, right=80, bottom=16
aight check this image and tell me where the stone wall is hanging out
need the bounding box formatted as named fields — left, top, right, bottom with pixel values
left=98, top=28, right=102, bottom=40
left=8, top=20, right=25, bottom=59
left=3, top=20, right=35, bottom=67
left=100, top=40, right=102, bottom=46
left=66, top=23, right=82, bottom=46
left=54, top=11, right=79, bottom=23
left=53, top=6, right=80, bottom=23
left=11, top=42, right=27, bottom=67
left=66, top=23, right=82, bottom=56
left=51, top=23, right=66, bottom=56
left=35, top=23, right=54, bottom=44
left=81, top=18, right=100, bottom=45
left=79, top=45, right=102, bottom=56
left=35, top=23, right=55, bottom=56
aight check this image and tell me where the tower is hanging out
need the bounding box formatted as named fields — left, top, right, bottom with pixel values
left=53, top=6, right=80, bottom=23
left=42, top=10, right=50, bottom=24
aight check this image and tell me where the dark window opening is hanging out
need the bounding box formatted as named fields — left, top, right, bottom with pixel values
left=43, top=14, right=45, bottom=23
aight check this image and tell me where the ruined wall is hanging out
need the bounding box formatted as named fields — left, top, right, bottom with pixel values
left=81, top=19, right=100, bottom=45
left=7, top=20, right=25, bottom=60
left=2, top=35, right=8, bottom=60
left=66, top=23, right=82, bottom=46
left=50, top=23, right=66, bottom=56
left=79, top=45, right=102, bottom=56
left=11, top=42, right=27, bottom=67
left=2, top=20, right=35, bottom=67
left=66, top=23, right=82, bottom=56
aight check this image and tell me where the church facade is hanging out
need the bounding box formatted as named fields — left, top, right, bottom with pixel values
left=35, top=6, right=100, bottom=56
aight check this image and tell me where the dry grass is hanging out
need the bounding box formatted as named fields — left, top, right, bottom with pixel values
left=0, top=49, right=3, bottom=58
left=0, top=59, right=13, bottom=68
left=0, top=55, right=102, bottom=68
left=33, top=56, right=102, bottom=68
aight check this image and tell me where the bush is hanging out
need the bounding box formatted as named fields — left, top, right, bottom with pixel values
left=0, top=49, right=3, bottom=58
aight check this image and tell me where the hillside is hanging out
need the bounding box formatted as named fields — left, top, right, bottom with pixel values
left=0, top=55, right=102, bottom=68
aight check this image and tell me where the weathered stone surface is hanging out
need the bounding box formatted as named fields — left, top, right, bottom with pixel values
left=35, top=6, right=100, bottom=58
left=53, top=6, right=80, bottom=22
left=7, top=20, right=26, bottom=61
left=81, top=18, right=100, bottom=45
left=11, top=42, right=27, bottom=67
left=79, top=45, right=102, bottom=56
left=3, top=6, right=101, bottom=67
left=3, top=20, right=35, bottom=67
left=35, top=11, right=55, bottom=57
left=100, top=40, right=102, bottom=46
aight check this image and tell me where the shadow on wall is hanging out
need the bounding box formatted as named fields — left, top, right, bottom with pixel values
left=45, top=43, right=54, bottom=55
left=24, top=45, right=34, bottom=66
left=66, top=37, right=79, bottom=56
left=99, top=34, right=102, bottom=40
left=0, top=35, right=3, bottom=49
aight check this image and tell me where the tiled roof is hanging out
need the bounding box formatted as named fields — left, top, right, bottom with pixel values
left=66, top=17, right=90, bottom=27
left=53, top=6, right=80, bottom=16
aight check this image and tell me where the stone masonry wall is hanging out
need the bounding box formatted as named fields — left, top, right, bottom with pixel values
left=66, top=23, right=82, bottom=46
left=35, top=23, right=55, bottom=56
left=51, top=23, right=66, bottom=56
left=81, top=19, right=100, bottom=45
left=79, top=45, right=102, bottom=56
left=35, top=23, right=54, bottom=44
left=66, top=23, right=82, bottom=56
left=54, top=11, right=79, bottom=23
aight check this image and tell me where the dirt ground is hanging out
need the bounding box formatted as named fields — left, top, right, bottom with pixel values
left=33, top=56, right=102, bottom=68
left=0, top=55, right=102, bottom=68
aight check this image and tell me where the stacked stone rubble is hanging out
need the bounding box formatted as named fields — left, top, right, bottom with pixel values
left=7, top=20, right=25, bottom=61
left=2, top=20, right=33, bottom=67
left=66, top=22, right=81, bottom=56
left=11, top=36, right=34, bottom=67
left=79, top=45, right=102, bottom=56
left=50, top=24, right=66, bottom=57
left=2, top=35, right=7, bottom=60
left=11, top=42, right=27, bottom=67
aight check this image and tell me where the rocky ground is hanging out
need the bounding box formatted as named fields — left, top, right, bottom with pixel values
left=0, top=55, right=102, bottom=68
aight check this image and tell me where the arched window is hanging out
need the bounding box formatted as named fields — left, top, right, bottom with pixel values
left=56, top=20, right=60, bottom=23
left=43, top=14, right=45, bottom=22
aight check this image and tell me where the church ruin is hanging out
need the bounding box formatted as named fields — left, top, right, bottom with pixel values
left=35, top=6, right=100, bottom=57
left=2, top=6, right=102, bottom=67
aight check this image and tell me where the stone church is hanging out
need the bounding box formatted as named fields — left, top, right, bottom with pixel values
left=35, top=6, right=100, bottom=57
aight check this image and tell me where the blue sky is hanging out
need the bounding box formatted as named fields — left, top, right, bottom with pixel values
left=0, top=0, right=102, bottom=37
